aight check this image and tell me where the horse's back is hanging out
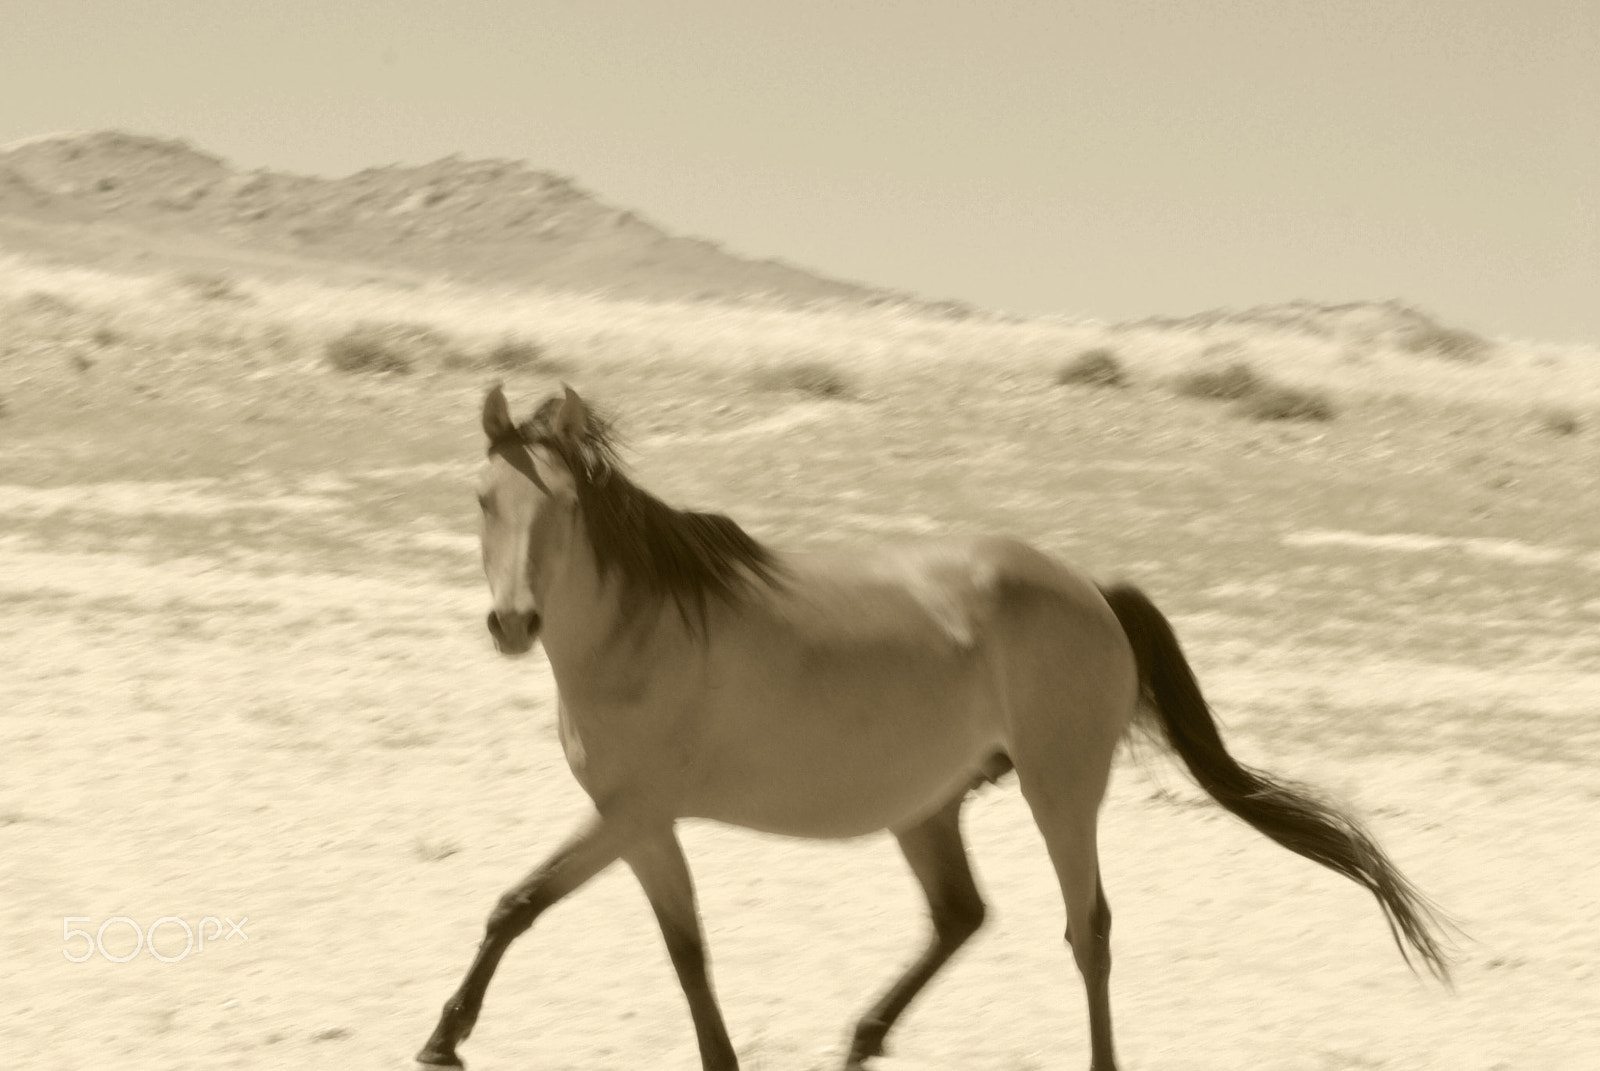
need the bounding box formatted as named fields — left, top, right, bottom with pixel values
left=671, top=536, right=1134, bottom=836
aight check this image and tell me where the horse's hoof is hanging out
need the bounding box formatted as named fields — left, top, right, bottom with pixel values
left=414, top=1049, right=464, bottom=1069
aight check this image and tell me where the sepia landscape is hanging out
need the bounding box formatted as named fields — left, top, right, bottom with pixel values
left=3, top=131, right=1597, bottom=1070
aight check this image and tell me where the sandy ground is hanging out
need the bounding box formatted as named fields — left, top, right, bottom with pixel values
left=4, top=181, right=1598, bottom=1070
left=4, top=472, right=1598, bottom=1071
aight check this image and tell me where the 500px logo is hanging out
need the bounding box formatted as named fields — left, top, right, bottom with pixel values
left=62, top=916, right=249, bottom=963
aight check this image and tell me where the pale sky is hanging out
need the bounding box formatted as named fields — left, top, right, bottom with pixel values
left=4, top=2, right=1597, bottom=342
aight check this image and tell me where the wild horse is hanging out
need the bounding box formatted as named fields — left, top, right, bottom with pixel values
left=417, top=385, right=1450, bottom=1070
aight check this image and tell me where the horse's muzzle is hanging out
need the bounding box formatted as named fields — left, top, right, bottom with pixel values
left=486, top=609, right=542, bottom=655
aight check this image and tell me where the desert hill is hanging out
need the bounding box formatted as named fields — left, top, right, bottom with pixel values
left=0, top=130, right=1574, bottom=368
left=0, top=130, right=904, bottom=306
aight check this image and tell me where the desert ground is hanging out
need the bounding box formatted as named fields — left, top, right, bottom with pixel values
left=3, top=257, right=1598, bottom=1071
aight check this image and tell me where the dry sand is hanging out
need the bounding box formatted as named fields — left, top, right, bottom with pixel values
left=4, top=462, right=1595, bottom=1071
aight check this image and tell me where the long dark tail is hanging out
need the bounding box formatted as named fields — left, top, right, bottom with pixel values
left=1099, top=582, right=1453, bottom=983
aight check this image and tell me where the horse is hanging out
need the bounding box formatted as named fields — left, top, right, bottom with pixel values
left=416, top=384, right=1451, bottom=1071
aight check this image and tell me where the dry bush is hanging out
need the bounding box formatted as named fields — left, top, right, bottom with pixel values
left=1399, top=322, right=1494, bottom=362
left=324, top=321, right=461, bottom=374
left=175, top=271, right=249, bottom=304
left=18, top=290, right=80, bottom=319
left=1055, top=347, right=1125, bottom=388
left=1172, top=360, right=1265, bottom=401
left=486, top=336, right=561, bottom=373
left=1534, top=406, right=1581, bottom=436
left=1236, top=383, right=1336, bottom=422
left=326, top=330, right=408, bottom=374
left=1173, top=357, right=1335, bottom=421
left=751, top=358, right=855, bottom=399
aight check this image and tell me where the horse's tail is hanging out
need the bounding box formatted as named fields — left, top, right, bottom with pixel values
left=1098, top=581, right=1454, bottom=983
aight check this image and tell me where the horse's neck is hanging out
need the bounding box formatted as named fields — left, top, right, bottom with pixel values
left=537, top=531, right=607, bottom=656
left=537, top=533, right=683, bottom=704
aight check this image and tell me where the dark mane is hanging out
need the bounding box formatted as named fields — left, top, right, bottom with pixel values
left=519, top=397, right=780, bottom=633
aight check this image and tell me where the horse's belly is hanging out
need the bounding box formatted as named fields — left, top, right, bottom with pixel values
left=686, top=694, right=998, bottom=838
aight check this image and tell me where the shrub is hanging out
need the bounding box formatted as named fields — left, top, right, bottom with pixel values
left=752, top=359, right=854, bottom=399
left=326, top=332, right=410, bottom=374
left=1173, top=360, right=1264, bottom=401
left=1236, top=384, right=1336, bottom=422
left=20, top=291, right=79, bottom=318
left=322, top=322, right=463, bottom=374
left=1535, top=406, right=1581, bottom=436
left=1399, top=323, right=1493, bottom=362
left=1055, top=347, right=1125, bottom=388
left=486, top=336, right=558, bottom=373
left=176, top=271, right=248, bottom=303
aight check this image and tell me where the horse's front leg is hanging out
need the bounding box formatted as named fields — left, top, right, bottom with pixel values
left=416, top=813, right=630, bottom=1068
left=624, top=825, right=740, bottom=1071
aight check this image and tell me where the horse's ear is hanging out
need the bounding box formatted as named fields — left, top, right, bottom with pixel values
left=554, top=384, right=589, bottom=444
left=482, top=383, right=515, bottom=442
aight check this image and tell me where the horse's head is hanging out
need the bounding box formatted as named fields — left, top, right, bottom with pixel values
left=476, top=383, right=591, bottom=655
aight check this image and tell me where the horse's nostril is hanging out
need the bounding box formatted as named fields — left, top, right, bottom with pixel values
left=487, top=610, right=539, bottom=647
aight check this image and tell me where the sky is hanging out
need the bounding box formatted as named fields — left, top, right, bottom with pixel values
left=3, top=1, right=1597, bottom=343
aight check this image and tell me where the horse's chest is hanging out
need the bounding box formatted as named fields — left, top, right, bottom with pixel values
left=556, top=701, right=588, bottom=778
left=554, top=697, right=688, bottom=802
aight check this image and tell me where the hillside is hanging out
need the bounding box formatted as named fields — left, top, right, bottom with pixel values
left=0, top=131, right=899, bottom=306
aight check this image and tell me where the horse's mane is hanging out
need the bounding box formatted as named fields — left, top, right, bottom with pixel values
left=519, top=396, right=780, bottom=633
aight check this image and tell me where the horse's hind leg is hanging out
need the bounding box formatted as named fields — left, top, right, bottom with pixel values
left=844, top=792, right=985, bottom=1070
left=623, top=827, right=739, bottom=1071
left=1018, top=770, right=1118, bottom=1071
left=417, top=813, right=630, bottom=1068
